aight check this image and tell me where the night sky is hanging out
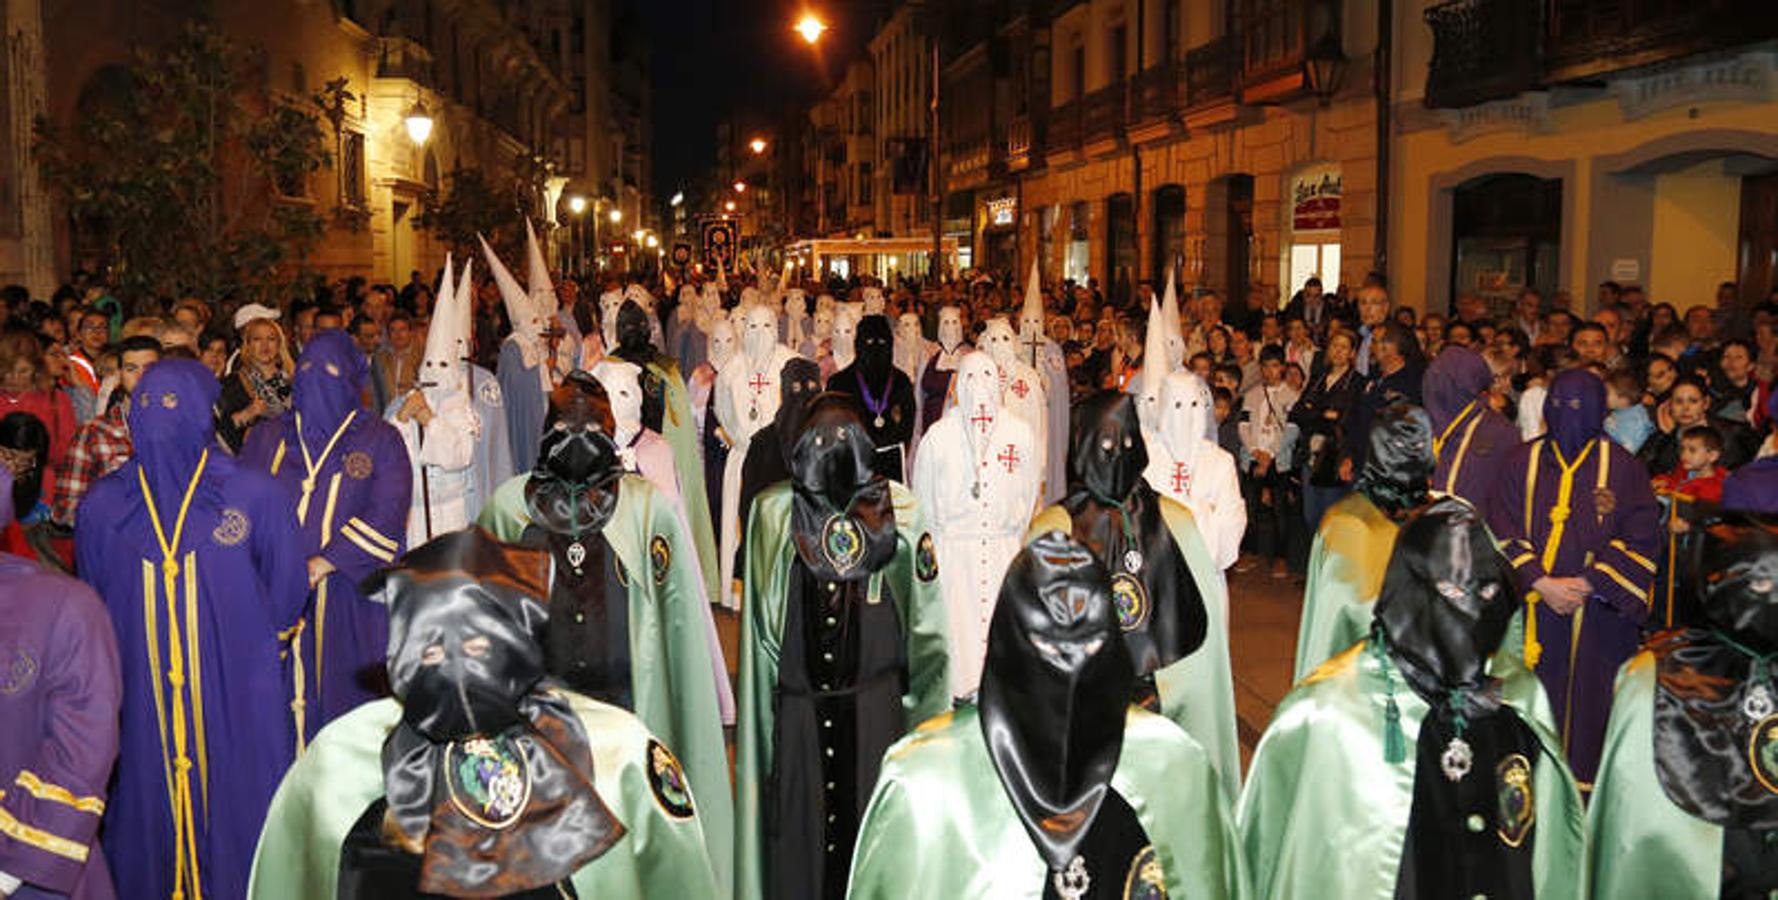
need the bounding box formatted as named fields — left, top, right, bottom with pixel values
left=640, top=0, right=884, bottom=198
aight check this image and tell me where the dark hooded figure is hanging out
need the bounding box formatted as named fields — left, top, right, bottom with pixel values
left=734, top=393, right=950, bottom=900
left=248, top=529, right=720, bottom=900
left=737, top=357, right=825, bottom=555
left=1027, top=389, right=1234, bottom=791
left=1421, top=345, right=1520, bottom=505
left=611, top=300, right=669, bottom=433
left=1240, top=497, right=1586, bottom=899
left=1294, top=402, right=1437, bottom=679
left=240, top=330, right=415, bottom=735
left=1485, top=368, right=1660, bottom=786
left=1590, top=514, right=1778, bottom=898
left=848, top=532, right=1245, bottom=898
left=76, top=360, right=308, bottom=900
left=826, top=314, right=917, bottom=481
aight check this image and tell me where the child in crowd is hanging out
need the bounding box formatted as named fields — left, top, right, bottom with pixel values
left=1604, top=369, right=1654, bottom=453
left=1652, top=424, right=1728, bottom=523
left=1213, top=386, right=1241, bottom=459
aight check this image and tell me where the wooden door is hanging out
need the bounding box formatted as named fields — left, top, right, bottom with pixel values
left=1740, top=172, right=1778, bottom=309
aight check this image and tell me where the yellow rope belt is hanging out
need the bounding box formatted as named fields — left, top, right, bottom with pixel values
left=1521, top=438, right=1606, bottom=668
left=1433, top=400, right=1485, bottom=494
left=138, top=449, right=209, bottom=900
left=294, top=412, right=353, bottom=736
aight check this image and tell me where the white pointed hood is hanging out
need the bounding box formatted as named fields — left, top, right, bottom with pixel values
left=979, top=317, right=1018, bottom=367
left=831, top=303, right=863, bottom=370
left=952, top=350, right=1002, bottom=455
left=741, top=303, right=779, bottom=367
left=598, top=288, right=625, bottom=349
left=480, top=233, right=545, bottom=368
left=523, top=218, right=559, bottom=325
left=420, top=253, right=469, bottom=397
left=894, top=312, right=925, bottom=380
left=1160, top=369, right=1218, bottom=452
left=591, top=358, right=644, bottom=445
left=1138, top=299, right=1169, bottom=437
left=707, top=314, right=738, bottom=373
left=1160, top=268, right=1186, bottom=369
left=1019, top=260, right=1045, bottom=340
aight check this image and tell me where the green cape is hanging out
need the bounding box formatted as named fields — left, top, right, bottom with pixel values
left=1295, top=491, right=1397, bottom=682
left=649, top=358, right=722, bottom=606
left=846, top=705, right=1248, bottom=899
left=1238, top=642, right=1587, bottom=900
left=247, top=693, right=719, bottom=900
left=472, top=473, right=733, bottom=891
left=1585, top=651, right=1723, bottom=899
left=1028, top=497, right=1240, bottom=800
left=734, top=481, right=951, bottom=900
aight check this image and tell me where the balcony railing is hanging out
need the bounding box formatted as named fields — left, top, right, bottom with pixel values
left=1049, top=99, right=1083, bottom=151
left=1424, top=0, right=1542, bottom=109
left=1185, top=34, right=1237, bottom=108
left=1131, top=60, right=1186, bottom=123
left=1426, top=0, right=1778, bottom=107
left=1082, top=83, right=1127, bottom=142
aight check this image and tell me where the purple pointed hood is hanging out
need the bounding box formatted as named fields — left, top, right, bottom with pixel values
left=129, top=359, right=223, bottom=509
left=291, top=330, right=369, bottom=442
left=1543, top=369, right=1606, bottom=457
left=1421, top=346, right=1492, bottom=432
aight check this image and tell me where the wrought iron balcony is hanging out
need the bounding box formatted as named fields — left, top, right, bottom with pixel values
left=1185, top=35, right=1237, bottom=108
left=1081, top=82, right=1128, bottom=143
left=1424, top=0, right=1543, bottom=109
left=1131, top=61, right=1187, bottom=124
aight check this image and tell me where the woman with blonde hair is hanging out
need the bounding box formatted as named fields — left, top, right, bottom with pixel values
left=217, top=315, right=293, bottom=451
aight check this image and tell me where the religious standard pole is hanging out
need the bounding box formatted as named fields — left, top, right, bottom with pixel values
left=928, top=17, right=943, bottom=284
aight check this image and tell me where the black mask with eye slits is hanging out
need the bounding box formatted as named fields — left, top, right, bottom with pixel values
left=1066, top=391, right=1149, bottom=506
left=787, top=394, right=897, bottom=582
left=1354, top=402, right=1435, bottom=519
left=856, top=314, right=895, bottom=384
left=773, top=357, right=826, bottom=468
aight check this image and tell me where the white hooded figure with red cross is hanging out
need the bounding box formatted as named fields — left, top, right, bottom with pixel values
left=912, top=350, right=1041, bottom=699
left=713, top=303, right=797, bottom=608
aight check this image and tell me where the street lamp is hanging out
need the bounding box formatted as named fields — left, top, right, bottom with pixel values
left=670, top=191, right=684, bottom=207
left=1304, top=33, right=1348, bottom=107
left=566, top=195, right=588, bottom=276
left=725, top=200, right=737, bottom=213
left=733, top=181, right=747, bottom=194
left=403, top=99, right=434, bottom=146
left=749, top=137, right=769, bottom=155
left=567, top=195, right=587, bottom=215
left=795, top=13, right=827, bottom=45
left=645, top=234, right=660, bottom=249
left=608, top=208, right=623, bottom=225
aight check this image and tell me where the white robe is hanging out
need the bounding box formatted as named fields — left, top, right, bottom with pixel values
left=713, top=346, right=796, bottom=608
left=1143, top=440, right=1246, bottom=571
left=913, top=409, right=1040, bottom=698
left=392, top=390, right=478, bottom=548
left=1025, top=337, right=1070, bottom=503
left=995, top=359, right=1048, bottom=475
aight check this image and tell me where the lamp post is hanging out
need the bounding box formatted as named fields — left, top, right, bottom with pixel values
left=403, top=98, right=434, bottom=146
left=567, top=194, right=587, bottom=276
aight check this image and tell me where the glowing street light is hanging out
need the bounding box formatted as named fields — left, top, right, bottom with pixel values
left=795, top=13, right=827, bottom=45
left=670, top=191, right=685, bottom=207
left=749, top=137, right=769, bottom=155
left=725, top=200, right=737, bottom=212
left=608, top=208, right=623, bottom=225
left=403, top=99, right=434, bottom=146
left=645, top=234, right=660, bottom=249
left=567, top=195, right=587, bottom=215
left=632, top=229, right=646, bottom=242
left=733, top=181, right=747, bottom=194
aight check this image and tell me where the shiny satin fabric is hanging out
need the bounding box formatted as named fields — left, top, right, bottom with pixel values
left=1296, top=492, right=1400, bottom=681
left=1237, top=642, right=1585, bottom=900
left=523, top=419, right=624, bottom=541
left=1066, top=391, right=1148, bottom=505
left=1543, top=370, right=1607, bottom=459
left=772, top=357, right=826, bottom=469
left=847, top=707, right=1247, bottom=899
left=856, top=315, right=895, bottom=386
left=292, top=331, right=370, bottom=445
left=365, top=529, right=621, bottom=896
left=788, top=395, right=898, bottom=583
left=1352, top=403, right=1435, bottom=518
left=978, top=533, right=1135, bottom=872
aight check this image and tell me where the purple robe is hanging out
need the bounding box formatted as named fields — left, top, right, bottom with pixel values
left=239, top=332, right=413, bottom=733
left=0, top=550, right=120, bottom=900
left=74, top=360, right=308, bottom=900
left=1423, top=346, right=1521, bottom=506
left=1724, top=456, right=1778, bottom=513
left=1485, top=434, right=1659, bottom=785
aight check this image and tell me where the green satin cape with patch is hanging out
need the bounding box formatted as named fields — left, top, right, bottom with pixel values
left=1585, top=651, right=1724, bottom=899
left=649, top=357, right=722, bottom=606
left=1237, top=641, right=1587, bottom=900
left=1028, top=496, right=1240, bottom=800
left=846, top=705, right=1247, bottom=899
left=246, top=693, right=719, bottom=900
left=473, top=473, right=733, bottom=892
left=735, top=480, right=951, bottom=900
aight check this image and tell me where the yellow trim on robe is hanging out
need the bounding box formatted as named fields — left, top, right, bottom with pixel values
left=268, top=440, right=286, bottom=477
left=1596, top=561, right=1650, bottom=604
left=1610, top=539, right=1657, bottom=573
left=344, top=517, right=397, bottom=552
left=0, top=793, right=90, bottom=862
left=14, top=771, right=104, bottom=815
left=340, top=523, right=396, bottom=563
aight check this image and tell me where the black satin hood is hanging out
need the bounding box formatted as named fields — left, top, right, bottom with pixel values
left=1373, top=496, right=1517, bottom=703
left=524, top=419, right=624, bottom=540
left=613, top=300, right=656, bottom=363
left=365, top=529, right=622, bottom=895
left=1355, top=402, right=1435, bottom=518
left=1066, top=390, right=1148, bottom=505
left=787, top=394, right=897, bottom=582
left=979, top=531, right=1134, bottom=872
left=773, top=357, right=826, bottom=468
left=1649, top=515, right=1778, bottom=829
left=856, top=314, right=895, bottom=384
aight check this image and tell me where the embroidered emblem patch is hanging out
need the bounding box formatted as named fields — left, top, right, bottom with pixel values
left=1110, top=573, right=1149, bottom=632
left=344, top=451, right=374, bottom=480
left=647, top=739, right=695, bottom=819
left=1495, top=753, right=1536, bottom=846
left=445, top=734, right=531, bottom=829
left=915, top=532, right=939, bottom=582
left=0, top=645, right=37, bottom=695
left=1593, top=487, right=1617, bottom=516
left=1122, top=845, right=1168, bottom=899
left=478, top=377, right=504, bottom=409
left=1749, top=715, right=1778, bottom=795
left=212, top=508, right=250, bottom=546
left=650, top=535, right=671, bottom=585
left=822, top=514, right=865, bottom=573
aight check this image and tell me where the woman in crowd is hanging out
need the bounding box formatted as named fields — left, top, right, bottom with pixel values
left=1290, top=328, right=1363, bottom=530
left=217, top=315, right=293, bottom=451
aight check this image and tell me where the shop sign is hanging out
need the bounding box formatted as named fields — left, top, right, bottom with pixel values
left=986, top=196, right=1018, bottom=227
left=1291, top=168, right=1342, bottom=233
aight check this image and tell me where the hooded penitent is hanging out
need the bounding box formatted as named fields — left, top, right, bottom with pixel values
left=742, top=303, right=779, bottom=369
left=131, top=359, right=221, bottom=500
left=1159, top=268, right=1186, bottom=370
left=955, top=351, right=1002, bottom=458
left=1369, top=496, right=1538, bottom=898
left=1421, top=345, right=1520, bottom=503
left=980, top=531, right=1140, bottom=887
left=292, top=330, right=368, bottom=445
left=612, top=300, right=668, bottom=432
left=1423, top=346, right=1492, bottom=434
left=1137, top=300, right=1169, bottom=438
left=1353, top=402, right=1436, bottom=519
left=708, top=316, right=738, bottom=372
left=831, top=304, right=862, bottom=371
left=1018, top=261, right=1046, bottom=366
left=978, top=317, right=1018, bottom=367
left=787, top=395, right=898, bottom=583
left=893, top=312, right=925, bottom=382
left=481, top=235, right=547, bottom=373
left=591, top=359, right=645, bottom=446
left=735, top=357, right=827, bottom=599
left=1063, top=391, right=1208, bottom=681
left=849, top=315, right=898, bottom=432
left=937, top=306, right=964, bottom=354
left=1543, top=369, right=1606, bottom=459
left=420, top=254, right=468, bottom=396
left=524, top=218, right=560, bottom=331
left=366, top=529, right=622, bottom=897
left=599, top=288, right=626, bottom=351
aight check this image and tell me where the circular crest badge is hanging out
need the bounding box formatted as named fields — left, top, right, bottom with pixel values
left=478, top=378, right=504, bottom=409
left=822, top=514, right=865, bottom=573
left=1110, top=573, right=1149, bottom=632
left=0, top=645, right=37, bottom=695
left=1749, top=714, right=1778, bottom=795
left=1495, top=752, right=1535, bottom=846
left=343, top=451, right=374, bottom=480
left=915, top=532, right=939, bottom=583
left=647, top=739, right=695, bottom=819
left=1122, top=845, right=1167, bottom=900
left=212, top=508, right=250, bottom=546
left=650, top=535, right=672, bottom=585
left=445, top=734, right=531, bottom=829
